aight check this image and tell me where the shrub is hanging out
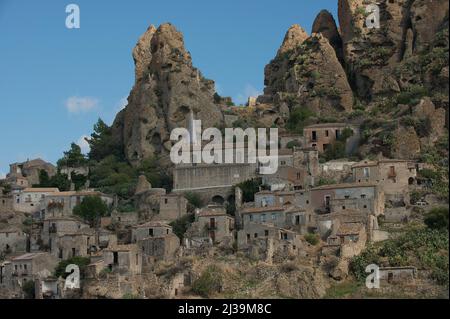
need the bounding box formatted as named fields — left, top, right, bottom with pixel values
left=286, top=107, right=314, bottom=134
left=73, top=196, right=108, bottom=227
left=304, top=233, right=319, bottom=245
left=22, top=280, right=35, bottom=299
left=169, top=214, right=195, bottom=240
left=192, top=265, right=223, bottom=297
left=184, top=192, right=204, bottom=210
left=424, top=207, right=449, bottom=231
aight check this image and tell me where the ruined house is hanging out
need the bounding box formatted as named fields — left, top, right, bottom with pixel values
left=303, top=123, right=359, bottom=154
left=41, top=191, right=113, bottom=219
left=0, top=227, right=28, bottom=254
left=158, top=194, right=188, bottom=222
left=14, top=187, right=59, bottom=214
left=310, top=182, right=385, bottom=216
left=352, top=159, right=417, bottom=203
left=102, top=244, right=142, bottom=275
left=4, top=252, right=58, bottom=290
left=7, top=158, right=56, bottom=187
left=237, top=222, right=304, bottom=262
left=131, top=221, right=173, bottom=243
left=190, top=205, right=234, bottom=244
left=138, top=233, right=180, bottom=263
left=51, top=227, right=97, bottom=260
left=41, top=217, right=89, bottom=250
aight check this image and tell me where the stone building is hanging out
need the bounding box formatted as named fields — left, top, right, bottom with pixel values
left=5, top=252, right=58, bottom=289
left=103, top=244, right=142, bottom=275
left=41, top=217, right=89, bottom=249
left=0, top=227, right=28, bottom=254
left=241, top=205, right=286, bottom=229
left=0, top=194, right=13, bottom=214
left=352, top=159, right=417, bottom=202
left=138, top=233, right=180, bottom=262
left=237, top=222, right=304, bottom=262
left=379, top=266, right=417, bottom=285
left=158, top=194, right=188, bottom=222
left=303, top=123, right=359, bottom=154
left=310, top=183, right=384, bottom=216
left=191, top=205, right=234, bottom=244
left=131, top=221, right=173, bottom=243
left=41, top=190, right=113, bottom=219
left=7, top=158, right=56, bottom=187
left=51, top=227, right=97, bottom=260
left=14, top=187, right=59, bottom=214
left=134, top=175, right=167, bottom=218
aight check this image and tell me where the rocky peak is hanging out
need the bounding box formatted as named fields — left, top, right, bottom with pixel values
left=277, top=24, right=309, bottom=56
left=132, top=24, right=156, bottom=83
left=312, top=10, right=343, bottom=62
left=112, top=23, right=223, bottom=166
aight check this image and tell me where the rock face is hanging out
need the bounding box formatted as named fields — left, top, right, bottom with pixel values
left=262, top=29, right=353, bottom=115
left=312, top=10, right=343, bottom=62
left=112, top=23, right=224, bottom=165
left=277, top=24, right=309, bottom=56
left=337, top=0, right=449, bottom=99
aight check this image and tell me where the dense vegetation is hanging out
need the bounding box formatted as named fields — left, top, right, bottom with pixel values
left=73, top=195, right=108, bottom=226
left=54, top=256, right=91, bottom=279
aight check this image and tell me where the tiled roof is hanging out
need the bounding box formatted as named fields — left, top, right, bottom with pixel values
left=23, top=187, right=59, bottom=193
left=336, top=223, right=364, bottom=236
left=241, top=205, right=285, bottom=214
left=311, top=182, right=377, bottom=191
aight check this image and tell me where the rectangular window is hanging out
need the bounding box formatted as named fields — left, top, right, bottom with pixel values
left=264, top=230, right=269, bottom=236
left=261, top=214, right=266, bottom=222
left=363, top=167, right=370, bottom=178
left=271, top=213, right=276, bottom=220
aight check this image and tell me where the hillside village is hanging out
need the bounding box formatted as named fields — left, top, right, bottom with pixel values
left=0, top=0, right=449, bottom=299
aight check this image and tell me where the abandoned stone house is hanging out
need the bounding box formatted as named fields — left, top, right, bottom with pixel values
left=191, top=205, right=234, bottom=243
left=7, top=158, right=56, bottom=187
left=262, top=165, right=309, bottom=191
left=134, top=175, right=167, bottom=218
left=34, top=276, right=63, bottom=299
left=41, top=191, right=113, bottom=218
left=303, top=123, right=359, bottom=154
left=3, top=252, right=58, bottom=289
left=109, top=210, right=139, bottom=227
left=0, top=227, right=28, bottom=254
left=51, top=227, right=98, bottom=260
left=237, top=222, right=304, bottom=261
left=241, top=204, right=297, bottom=230
left=158, top=194, right=188, bottom=221
left=103, top=244, right=142, bottom=275
left=41, top=217, right=90, bottom=249
left=14, top=187, right=59, bottom=214
left=255, top=189, right=311, bottom=209
left=352, top=159, right=417, bottom=201
left=378, top=266, right=417, bottom=285
left=319, top=160, right=357, bottom=183
left=0, top=194, right=13, bottom=214
left=310, top=183, right=385, bottom=216
left=326, top=222, right=367, bottom=259
left=131, top=221, right=173, bottom=243
left=138, top=233, right=180, bottom=263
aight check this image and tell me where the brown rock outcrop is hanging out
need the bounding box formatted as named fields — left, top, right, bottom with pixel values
left=111, top=23, right=224, bottom=165
left=262, top=31, right=353, bottom=115
left=312, top=10, right=343, bottom=62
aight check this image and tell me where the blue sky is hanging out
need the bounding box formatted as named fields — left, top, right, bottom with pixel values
left=0, top=0, right=338, bottom=176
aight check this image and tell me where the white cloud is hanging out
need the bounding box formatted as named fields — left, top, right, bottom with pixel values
left=77, top=135, right=90, bottom=154
left=234, top=84, right=262, bottom=106
left=65, top=96, right=99, bottom=114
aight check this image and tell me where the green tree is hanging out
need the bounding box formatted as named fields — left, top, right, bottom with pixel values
left=169, top=214, right=195, bottom=240
left=184, top=192, right=204, bottom=211
left=87, top=118, right=123, bottom=161
left=73, top=196, right=108, bottom=227
left=22, top=280, right=35, bottom=299
left=57, top=143, right=88, bottom=168
left=424, top=207, right=449, bottom=231
left=235, top=178, right=262, bottom=203
left=286, top=107, right=314, bottom=134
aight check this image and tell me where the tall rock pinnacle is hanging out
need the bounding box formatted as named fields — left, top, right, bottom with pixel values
left=112, top=23, right=224, bottom=166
